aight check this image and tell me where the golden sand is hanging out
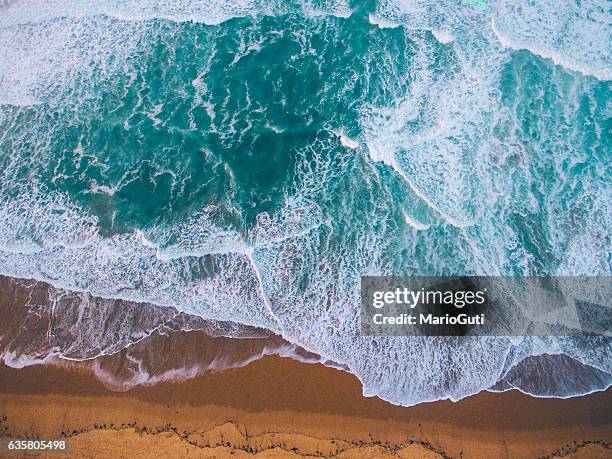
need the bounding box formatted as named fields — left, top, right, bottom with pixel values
left=1, top=356, right=610, bottom=458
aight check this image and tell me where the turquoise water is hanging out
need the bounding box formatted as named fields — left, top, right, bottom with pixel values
left=0, top=0, right=610, bottom=405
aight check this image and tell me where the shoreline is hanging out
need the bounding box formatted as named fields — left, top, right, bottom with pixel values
left=1, top=275, right=611, bottom=457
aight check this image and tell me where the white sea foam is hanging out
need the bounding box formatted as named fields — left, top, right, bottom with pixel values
left=0, top=0, right=352, bottom=28
left=331, top=129, right=359, bottom=149
left=2, top=350, right=57, bottom=368
left=367, top=14, right=400, bottom=29
left=490, top=0, right=611, bottom=81
left=87, top=342, right=323, bottom=390
left=0, top=14, right=147, bottom=107
left=431, top=29, right=454, bottom=44
left=360, top=19, right=506, bottom=229
left=401, top=208, right=430, bottom=231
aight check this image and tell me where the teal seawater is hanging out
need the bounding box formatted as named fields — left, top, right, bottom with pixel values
left=0, top=0, right=610, bottom=405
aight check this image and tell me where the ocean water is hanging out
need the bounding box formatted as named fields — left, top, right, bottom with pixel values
left=0, top=0, right=610, bottom=405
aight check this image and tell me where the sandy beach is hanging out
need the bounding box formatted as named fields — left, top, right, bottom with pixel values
left=1, top=353, right=611, bottom=458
